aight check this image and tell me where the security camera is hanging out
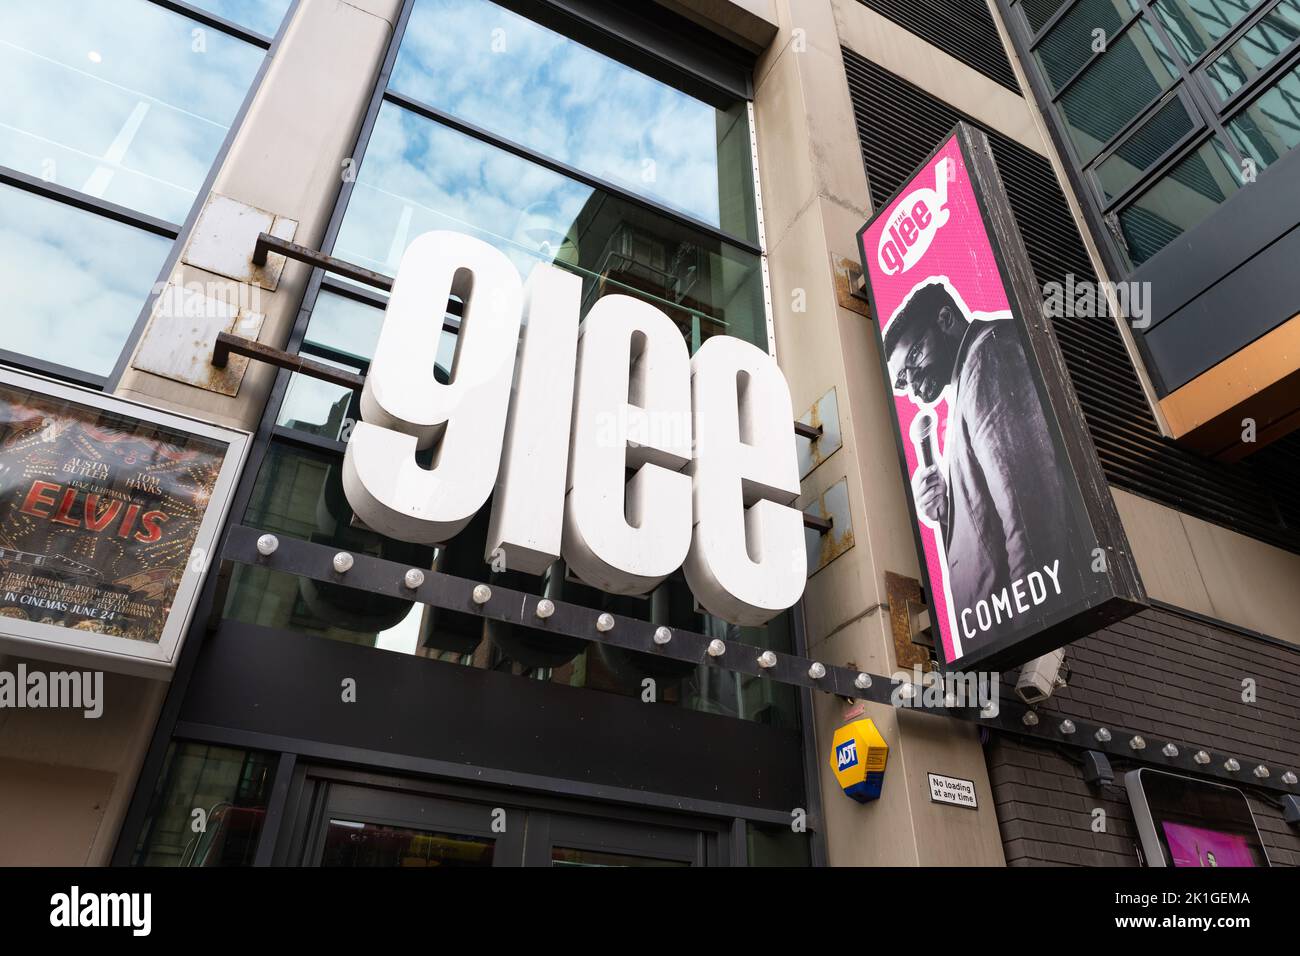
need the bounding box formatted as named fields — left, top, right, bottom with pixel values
left=1016, top=648, right=1066, bottom=705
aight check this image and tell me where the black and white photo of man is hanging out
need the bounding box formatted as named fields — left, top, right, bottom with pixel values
left=885, top=281, right=1080, bottom=645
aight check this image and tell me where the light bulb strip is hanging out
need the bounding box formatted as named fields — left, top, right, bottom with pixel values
left=225, top=524, right=1299, bottom=796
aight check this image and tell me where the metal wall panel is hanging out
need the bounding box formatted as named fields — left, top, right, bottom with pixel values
left=854, top=0, right=1020, bottom=90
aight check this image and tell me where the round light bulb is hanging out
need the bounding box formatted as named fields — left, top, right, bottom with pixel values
left=1022, top=711, right=1039, bottom=726
left=653, top=626, right=672, bottom=645
left=706, top=639, right=726, bottom=657
left=1059, top=719, right=1076, bottom=735
left=1094, top=728, right=1112, bottom=743
left=256, top=534, right=279, bottom=556
left=1224, top=758, right=1240, bottom=772
left=471, top=584, right=492, bottom=605
left=332, top=552, right=354, bottom=573
left=757, top=650, right=777, bottom=668
left=1161, top=743, right=1179, bottom=758
left=854, top=673, right=872, bottom=690
left=1253, top=765, right=1269, bottom=779
left=1194, top=750, right=1211, bottom=765
left=1129, top=735, right=1146, bottom=750
left=595, top=613, right=615, bottom=633
left=808, top=662, right=826, bottom=680
left=1281, top=771, right=1297, bottom=785
left=403, top=568, right=425, bottom=589
left=535, top=599, right=555, bottom=619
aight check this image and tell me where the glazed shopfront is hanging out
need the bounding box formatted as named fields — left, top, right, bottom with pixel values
left=112, top=0, right=823, bottom=868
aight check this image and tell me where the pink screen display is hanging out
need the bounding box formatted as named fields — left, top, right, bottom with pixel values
left=1161, top=822, right=1259, bottom=867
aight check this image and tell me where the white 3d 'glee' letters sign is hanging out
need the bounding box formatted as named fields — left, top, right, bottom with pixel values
left=341, top=231, right=806, bottom=626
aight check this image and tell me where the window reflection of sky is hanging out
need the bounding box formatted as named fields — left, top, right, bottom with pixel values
left=391, top=0, right=729, bottom=228
left=185, top=0, right=293, bottom=37
left=0, top=185, right=170, bottom=377
left=333, top=103, right=764, bottom=348
left=0, top=0, right=263, bottom=223
left=336, top=103, right=594, bottom=278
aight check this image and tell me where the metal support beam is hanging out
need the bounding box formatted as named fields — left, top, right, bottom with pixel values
left=222, top=525, right=1298, bottom=795
left=253, top=232, right=393, bottom=292
left=793, top=420, right=823, bottom=441
left=211, top=332, right=365, bottom=389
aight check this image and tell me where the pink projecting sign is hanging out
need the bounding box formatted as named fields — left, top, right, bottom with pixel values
left=856, top=124, right=1144, bottom=672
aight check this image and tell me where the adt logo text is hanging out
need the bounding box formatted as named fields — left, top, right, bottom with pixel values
left=836, top=740, right=858, bottom=771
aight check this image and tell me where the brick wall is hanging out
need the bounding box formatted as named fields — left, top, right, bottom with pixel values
left=986, top=605, right=1300, bottom=866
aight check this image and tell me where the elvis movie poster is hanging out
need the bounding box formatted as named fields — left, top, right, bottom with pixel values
left=856, top=124, right=1143, bottom=672
left=0, top=381, right=226, bottom=646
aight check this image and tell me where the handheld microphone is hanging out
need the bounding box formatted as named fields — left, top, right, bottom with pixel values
left=915, top=412, right=936, bottom=468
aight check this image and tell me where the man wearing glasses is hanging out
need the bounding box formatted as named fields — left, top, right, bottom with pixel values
left=884, top=281, right=1079, bottom=647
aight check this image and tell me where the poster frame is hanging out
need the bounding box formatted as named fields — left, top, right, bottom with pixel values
left=0, top=367, right=250, bottom=678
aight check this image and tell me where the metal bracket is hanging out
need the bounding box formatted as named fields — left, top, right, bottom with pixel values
left=795, top=387, right=842, bottom=479
left=211, top=332, right=364, bottom=389
left=886, top=571, right=933, bottom=671
left=252, top=231, right=393, bottom=293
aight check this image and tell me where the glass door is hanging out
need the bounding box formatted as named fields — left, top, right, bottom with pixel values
left=527, top=814, right=704, bottom=867
left=278, top=767, right=726, bottom=867
left=296, top=783, right=522, bottom=867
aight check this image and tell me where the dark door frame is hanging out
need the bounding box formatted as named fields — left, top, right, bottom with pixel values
left=277, top=764, right=729, bottom=867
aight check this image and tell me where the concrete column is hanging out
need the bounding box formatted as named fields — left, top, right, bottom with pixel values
left=753, top=0, right=1007, bottom=865
left=115, top=0, right=402, bottom=432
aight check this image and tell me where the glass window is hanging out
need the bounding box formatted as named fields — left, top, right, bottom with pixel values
left=1204, top=0, right=1300, bottom=100
left=1095, top=94, right=1197, bottom=201
left=275, top=291, right=459, bottom=440
left=1153, top=0, right=1262, bottom=63
left=223, top=441, right=800, bottom=726
left=390, top=0, right=756, bottom=240
left=1023, top=0, right=1075, bottom=32
left=1118, top=135, right=1241, bottom=262
left=1036, top=0, right=1139, bottom=91
left=322, top=821, right=496, bottom=867
left=132, top=742, right=275, bottom=866
left=1059, top=20, right=1179, bottom=162
left=0, top=0, right=264, bottom=224
left=551, top=847, right=689, bottom=867
left=334, top=101, right=767, bottom=351
left=186, top=0, right=293, bottom=36
left=0, top=184, right=170, bottom=377
left=1226, top=59, right=1300, bottom=166
left=747, top=822, right=813, bottom=866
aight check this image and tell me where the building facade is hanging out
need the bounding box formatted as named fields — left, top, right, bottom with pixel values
left=0, top=0, right=1296, bottom=867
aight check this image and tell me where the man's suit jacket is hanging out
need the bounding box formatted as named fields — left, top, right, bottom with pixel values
left=940, top=319, right=1077, bottom=619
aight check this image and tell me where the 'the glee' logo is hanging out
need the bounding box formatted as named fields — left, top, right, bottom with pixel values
left=876, top=157, right=952, bottom=276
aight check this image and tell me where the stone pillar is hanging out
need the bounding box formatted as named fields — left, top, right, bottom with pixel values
left=752, top=0, right=1007, bottom=865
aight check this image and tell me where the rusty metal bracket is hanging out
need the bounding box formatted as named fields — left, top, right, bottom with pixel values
left=796, top=387, right=842, bottom=479
left=802, top=477, right=853, bottom=571
left=793, top=420, right=823, bottom=441
left=211, top=332, right=365, bottom=389
left=252, top=231, right=393, bottom=293
left=886, top=571, right=935, bottom=672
